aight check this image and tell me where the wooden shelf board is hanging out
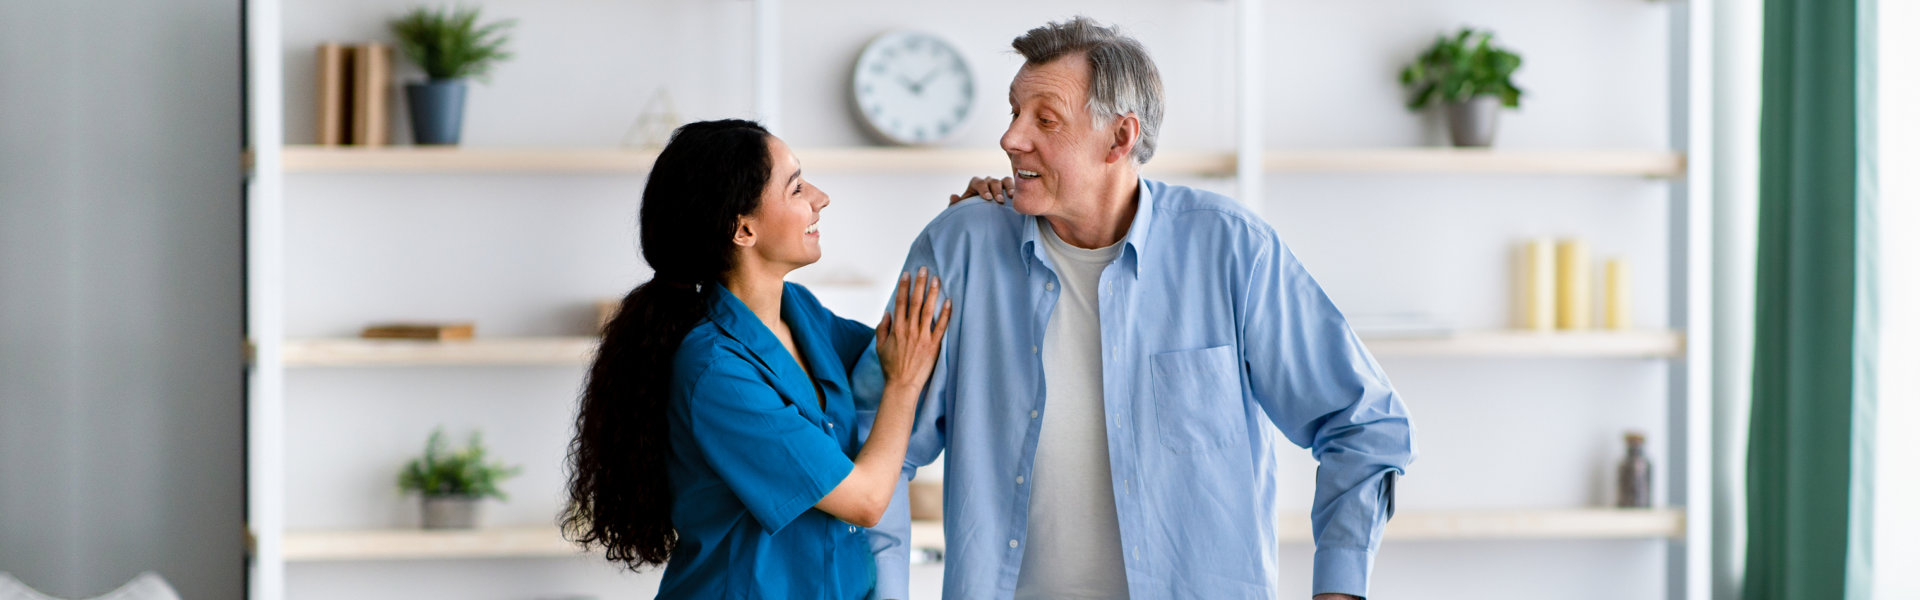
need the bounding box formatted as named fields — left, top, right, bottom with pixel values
left=281, top=337, right=597, bottom=367
left=802, top=147, right=1233, bottom=176
left=279, top=146, right=1234, bottom=176
left=896, top=508, right=1682, bottom=553
left=276, top=146, right=1680, bottom=177
left=282, top=526, right=582, bottom=561
left=1363, top=330, right=1684, bottom=358
left=282, top=523, right=948, bottom=562
left=1264, top=148, right=1685, bottom=177
left=1279, top=507, right=1687, bottom=543
left=281, top=147, right=661, bottom=173
left=276, top=330, right=1678, bottom=367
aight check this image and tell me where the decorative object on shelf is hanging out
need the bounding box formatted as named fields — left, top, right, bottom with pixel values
left=1399, top=27, right=1525, bottom=147
left=349, top=43, right=393, bottom=146
left=360, top=321, right=475, bottom=341
left=1604, top=258, right=1632, bottom=330
left=315, top=43, right=350, bottom=146
left=1555, top=238, right=1592, bottom=330
left=851, top=31, right=976, bottom=146
left=908, top=480, right=943, bottom=521
left=1518, top=238, right=1557, bottom=331
left=1617, top=431, right=1653, bottom=508
left=594, top=299, right=620, bottom=333
left=313, top=42, right=393, bottom=147
left=389, top=5, right=515, bottom=146
left=621, top=88, right=680, bottom=149
left=397, top=427, right=522, bottom=529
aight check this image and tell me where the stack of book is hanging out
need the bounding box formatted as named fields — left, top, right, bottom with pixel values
left=315, top=42, right=393, bottom=147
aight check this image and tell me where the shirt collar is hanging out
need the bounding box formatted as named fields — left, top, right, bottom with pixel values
left=705, top=283, right=848, bottom=398
left=1020, top=177, right=1155, bottom=277
left=705, top=284, right=790, bottom=376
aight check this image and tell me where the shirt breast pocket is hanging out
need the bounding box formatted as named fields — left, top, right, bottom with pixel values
left=1150, top=345, right=1247, bottom=454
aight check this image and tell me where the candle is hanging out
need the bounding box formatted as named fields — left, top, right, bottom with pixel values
left=1522, top=239, right=1557, bottom=331
left=1605, top=258, right=1631, bottom=330
left=1556, top=239, right=1591, bottom=330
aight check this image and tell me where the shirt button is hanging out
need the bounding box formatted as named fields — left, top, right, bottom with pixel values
left=849, top=525, right=857, bottom=533
left=1031, top=345, right=1038, bottom=354
left=1015, top=475, right=1025, bottom=485
left=1029, top=410, right=1039, bottom=419
left=1045, top=282, right=1054, bottom=291
left=1133, top=546, right=1140, bottom=559
left=1009, top=539, right=1020, bottom=549
left=827, top=422, right=835, bottom=429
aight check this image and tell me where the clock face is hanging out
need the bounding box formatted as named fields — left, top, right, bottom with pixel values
left=851, top=32, right=975, bottom=146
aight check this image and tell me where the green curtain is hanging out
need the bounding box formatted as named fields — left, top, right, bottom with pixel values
left=1747, top=0, right=1878, bottom=597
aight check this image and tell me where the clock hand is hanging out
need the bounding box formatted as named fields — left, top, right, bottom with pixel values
left=895, top=75, right=923, bottom=95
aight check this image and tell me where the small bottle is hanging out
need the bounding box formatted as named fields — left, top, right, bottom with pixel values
left=1617, top=432, right=1653, bottom=508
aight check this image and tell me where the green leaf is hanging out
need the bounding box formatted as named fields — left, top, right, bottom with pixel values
left=1408, top=83, right=1437, bottom=110
left=396, top=426, right=521, bottom=499
left=1398, top=25, right=1524, bottom=109
left=389, top=4, right=515, bottom=82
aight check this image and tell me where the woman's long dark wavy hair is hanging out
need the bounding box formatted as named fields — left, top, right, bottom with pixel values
left=562, top=119, right=773, bottom=569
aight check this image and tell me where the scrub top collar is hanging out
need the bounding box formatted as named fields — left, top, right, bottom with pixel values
left=705, top=282, right=849, bottom=419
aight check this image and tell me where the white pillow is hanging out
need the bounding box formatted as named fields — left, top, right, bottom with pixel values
left=0, top=573, right=180, bottom=600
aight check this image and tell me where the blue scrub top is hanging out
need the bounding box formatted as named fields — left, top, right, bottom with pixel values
left=658, top=282, right=880, bottom=599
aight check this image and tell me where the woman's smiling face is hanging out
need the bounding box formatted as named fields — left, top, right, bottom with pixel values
left=738, top=136, right=830, bottom=272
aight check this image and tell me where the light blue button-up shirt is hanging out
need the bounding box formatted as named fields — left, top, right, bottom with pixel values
left=854, top=179, right=1415, bottom=599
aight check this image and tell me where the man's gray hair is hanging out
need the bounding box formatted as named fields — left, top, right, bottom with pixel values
left=1012, top=16, right=1165, bottom=165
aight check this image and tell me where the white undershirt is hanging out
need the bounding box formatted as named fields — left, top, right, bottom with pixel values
left=1014, top=222, right=1130, bottom=600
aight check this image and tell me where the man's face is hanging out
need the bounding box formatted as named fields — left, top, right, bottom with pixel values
left=1000, top=53, right=1111, bottom=217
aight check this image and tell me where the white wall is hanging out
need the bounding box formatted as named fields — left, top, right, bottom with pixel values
left=277, top=1, right=1681, bottom=598
left=1875, top=0, right=1917, bottom=596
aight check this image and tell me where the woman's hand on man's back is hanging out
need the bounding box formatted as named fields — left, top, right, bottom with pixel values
left=875, top=267, right=950, bottom=396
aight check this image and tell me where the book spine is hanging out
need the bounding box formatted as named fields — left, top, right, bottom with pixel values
left=315, top=43, right=347, bottom=146
left=351, top=42, right=391, bottom=146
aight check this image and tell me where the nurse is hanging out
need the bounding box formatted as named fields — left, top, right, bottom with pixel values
left=563, top=119, right=950, bottom=598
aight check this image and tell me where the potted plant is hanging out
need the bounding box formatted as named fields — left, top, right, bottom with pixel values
left=1399, top=27, right=1524, bottom=147
left=397, top=427, right=522, bottom=529
left=388, top=5, right=514, bottom=145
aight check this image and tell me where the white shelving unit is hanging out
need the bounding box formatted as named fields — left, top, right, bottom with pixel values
left=245, top=1, right=1714, bottom=598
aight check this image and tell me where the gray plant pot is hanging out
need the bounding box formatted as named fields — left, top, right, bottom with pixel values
left=406, top=79, right=468, bottom=146
left=422, top=495, right=481, bottom=529
left=1445, top=96, right=1502, bottom=148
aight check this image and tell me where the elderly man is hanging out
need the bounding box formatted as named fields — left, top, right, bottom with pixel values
left=856, top=17, right=1415, bottom=600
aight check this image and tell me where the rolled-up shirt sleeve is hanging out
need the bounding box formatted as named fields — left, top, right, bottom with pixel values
left=1237, top=230, right=1417, bottom=598
left=684, top=357, right=856, bottom=535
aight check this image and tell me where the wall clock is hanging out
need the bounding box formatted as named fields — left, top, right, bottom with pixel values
left=851, top=31, right=976, bottom=146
